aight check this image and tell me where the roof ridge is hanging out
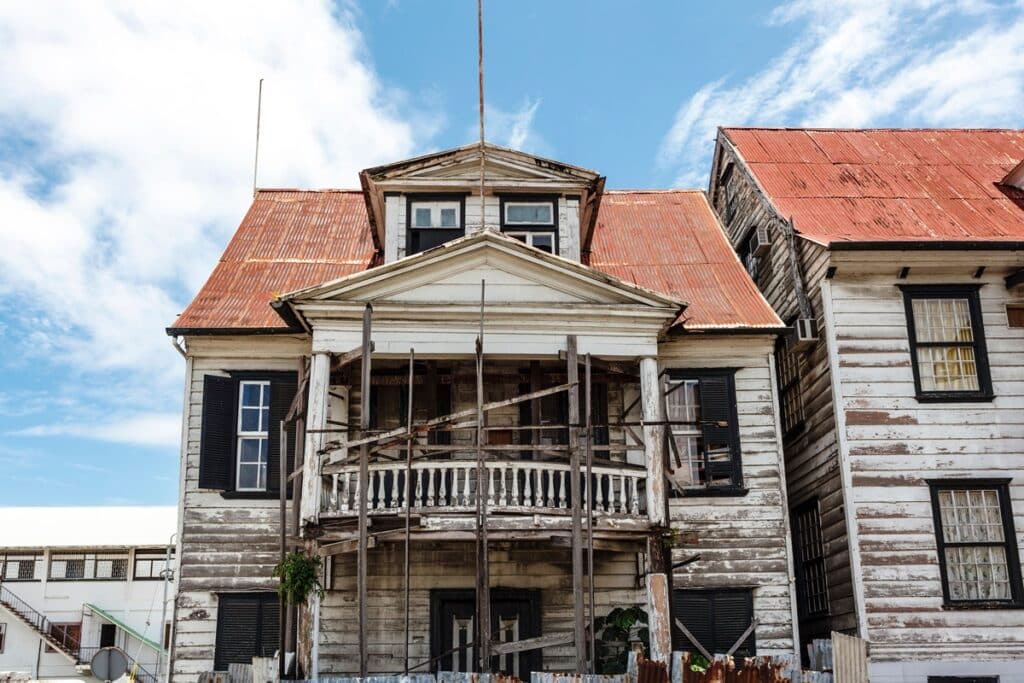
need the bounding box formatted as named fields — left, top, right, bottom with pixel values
left=721, top=126, right=1024, bottom=133
left=604, top=188, right=705, bottom=194
left=255, top=187, right=363, bottom=194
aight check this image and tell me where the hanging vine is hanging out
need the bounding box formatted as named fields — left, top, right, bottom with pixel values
left=272, top=551, right=323, bottom=605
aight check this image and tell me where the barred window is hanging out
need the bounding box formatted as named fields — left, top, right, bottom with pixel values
left=903, top=286, right=992, bottom=401
left=792, top=500, right=828, bottom=616
left=775, top=341, right=805, bottom=439
left=1, top=554, right=42, bottom=581
left=930, top=481, right=1022, bottom=606
left=49, top=553, right=129, bottom=581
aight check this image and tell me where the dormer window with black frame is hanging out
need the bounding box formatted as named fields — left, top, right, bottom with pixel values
left=664, top=369, right=744, bottom=496
left=500, top=197, right=557, bottom=254
left=407, top=196, right=465, bottom=256
left=198, top=372, right=297, bottom=498
left=901, top=285, right=993, bottom=402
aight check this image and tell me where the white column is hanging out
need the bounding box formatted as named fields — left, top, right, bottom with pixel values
left=300, top=352, right=331, bottom=527
left=639, top=356, right=666, bottom=526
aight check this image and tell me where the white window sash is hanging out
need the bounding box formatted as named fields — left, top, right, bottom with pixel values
left=503, top=201, right=554, bottom=225
left=410, top=201, right=461, bottom=229
left=236, top=381, right=271, bottom=491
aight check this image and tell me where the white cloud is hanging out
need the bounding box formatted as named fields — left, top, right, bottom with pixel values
left=468, top=97, right=549, bottom=156
left=0, top=1, right=429, bottom=444
left=658, top=0, right=1024, bottom=187
left=9, top=412, right=182, bottom=448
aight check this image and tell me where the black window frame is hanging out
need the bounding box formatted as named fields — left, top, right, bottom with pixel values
left=133, top=550, right=174, bottom=581
left=928, top=678, right=999, bottom=683
left=665, top=368, right=746, bottom=497
left=214, top=592, right=279, bottom=671
left=775, top=336, right=806, bottom=441
left=406, top=193, right=467, bottom=256
left=928, top=479, right=1023, bottom=609
left=47, top=553, right=130, bottom=582
left=0, top=622, right=5, bottom=654
left=199, top=371, right=298, bottom=500
left=671, top=588, right=756, bottom=657
left=499, top=194, right=559, bottom=255
left=901, top=285, right=993, bottom=403
left=719, top=162, right=738, bottom=225
left=792, top=498, right=829, bottom=617
left=0, top=554, right=41, bottom=582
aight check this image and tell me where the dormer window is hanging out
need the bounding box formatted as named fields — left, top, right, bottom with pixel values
left=407, top=196, right=465, bottom=256
left=501, top=196, right=558, bottom=254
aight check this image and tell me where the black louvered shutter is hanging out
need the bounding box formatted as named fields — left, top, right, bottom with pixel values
left=258, top=593, right=280, bottom=657
left=267, top=373, right=298, bottom=496
left=214, top=594, right=260, bottom=670
left=698, top=373, right=741, bottom=486
left=672, top=589, right=755, bottom=656
left=200, top=375, right=238, bottom=490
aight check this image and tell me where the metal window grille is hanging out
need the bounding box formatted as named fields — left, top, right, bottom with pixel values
left=776, top=342, right=805, bottom=438
left=793, top=501, right=828, bottom=616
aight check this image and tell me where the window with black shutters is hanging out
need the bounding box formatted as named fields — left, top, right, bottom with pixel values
left=664, top=370, right=743, bottom=494
left=792, top=499, right=828, bottom=616
left=199, top=372, right=297, bottom=497
left=214, top=593, right=279, bottom=671
left=672, top=589, right=755, bottom=657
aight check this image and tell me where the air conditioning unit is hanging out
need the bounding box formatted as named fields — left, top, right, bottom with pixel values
left=749, top=225, right=772, bottom=257
left=790, top=317, right=819, bottom=350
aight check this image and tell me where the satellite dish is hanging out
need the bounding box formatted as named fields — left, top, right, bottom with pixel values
left=90, top=646, right=130, bottom=682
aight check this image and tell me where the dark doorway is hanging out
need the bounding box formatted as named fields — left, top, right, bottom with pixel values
left=100, top=623, right=117, bottom=648
left=430, top=589, right=541, bottom=679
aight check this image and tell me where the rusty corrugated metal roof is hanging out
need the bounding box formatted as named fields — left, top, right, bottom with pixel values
left=169, top=190, right=375, bottom=331
left=588, top=190, right=782, bottom=330
left=169, top=188, right=781, bottom=333
left=723, top=128, right=1024, bottom=245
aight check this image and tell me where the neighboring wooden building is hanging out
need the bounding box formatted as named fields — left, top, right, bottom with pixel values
left=709, top=127, right=1024, bottom=682
left=166, top=144, right=798, bottom=681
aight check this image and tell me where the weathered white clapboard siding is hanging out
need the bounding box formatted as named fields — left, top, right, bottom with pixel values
left=319, top=544, right=641, bottom=675
left=171, top=336, right=309, bottom=683
left=823, top=257, right=1024, bottom=661
left=659, top=336, right=797, bottom=656
left=385, top=195, right=581, bottom=263
left=708, top=142, right=855, bottom=639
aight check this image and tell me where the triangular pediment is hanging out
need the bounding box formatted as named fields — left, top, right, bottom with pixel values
left=278, top=230, right=683, bottom=311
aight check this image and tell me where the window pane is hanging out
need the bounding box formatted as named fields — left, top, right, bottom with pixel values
left=945, top=546, right=1011, bottom=600
left=917, top=346, right=979, bottom=392
left=239, top=438, right=265, bottom=463
left=506, top=203, right=552, bottom=224
left=238, top=464, right=261, bottom=490
left=531, top=234, right=554, bottom=253
left=939, top=488, right=1004, bottom=543
left=241, top=407, right=261, bottom=432
left=440, top=208, right=456, bottom=227
left=414, top=207, right=432, bottom=227
left=913, top=298, right=974, bottom=343
left=507, top=232, right=528, bottom=243
left=241, top=383, right=263, bottom=407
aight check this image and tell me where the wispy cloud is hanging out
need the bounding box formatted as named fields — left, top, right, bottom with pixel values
left=10, top=412, right=183, bottom=448
left=658, top=0, right=1024, bottom=186
left=473, top=97, right=549, bottom=155
left=0, top=1, right=429, bottom=447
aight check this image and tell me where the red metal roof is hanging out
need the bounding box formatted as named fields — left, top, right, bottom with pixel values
left=170, top=188, right=780, bottom=333
left=588, top=191, right=781, bottom=330
left=170, top=190, right=376, bottom=331
left=723, top=128, right=1024, bottom=245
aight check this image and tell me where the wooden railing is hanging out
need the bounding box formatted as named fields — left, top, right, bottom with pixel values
left=321, top=459, right=646, bottom=517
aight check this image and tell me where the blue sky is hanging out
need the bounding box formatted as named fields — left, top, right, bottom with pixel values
left=0, top=0, right=1022, bottom=505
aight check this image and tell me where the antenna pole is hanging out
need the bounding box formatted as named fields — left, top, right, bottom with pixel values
left=477, top=0, right=486, bottom=231
left=253, top=78, right=263, bottom=198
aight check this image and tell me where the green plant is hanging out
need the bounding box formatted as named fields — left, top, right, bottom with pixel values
left=592, top=605, right=649, bottom=674
left=688, top=653, right=710, bottom=673
left=272, top=551, right=323, bottom=605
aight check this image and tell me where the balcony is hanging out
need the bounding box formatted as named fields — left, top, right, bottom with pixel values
left=321, top=458, right=647, bottom=519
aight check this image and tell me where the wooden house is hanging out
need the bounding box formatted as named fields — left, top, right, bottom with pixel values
left=165, top=144, right=798, bottom=681
left=708, top=127, right=1024, bottom=682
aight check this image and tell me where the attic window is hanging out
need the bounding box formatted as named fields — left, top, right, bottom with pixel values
left=411, top=201, right=460, bottom=229
left=407, top=197, right=465, bottom=256
left=504, top=201, right=554, bottom=225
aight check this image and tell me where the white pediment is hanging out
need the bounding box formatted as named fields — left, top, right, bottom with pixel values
left=280, top=230, right=683, bottom=310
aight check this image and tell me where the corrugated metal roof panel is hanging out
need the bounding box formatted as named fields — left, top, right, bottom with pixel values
left=724, top=128, right=1024, bottom=245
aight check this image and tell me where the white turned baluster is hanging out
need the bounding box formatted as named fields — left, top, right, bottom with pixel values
left=523, top=466, right=533, bottom=507
left=559, top=470, right=568, bottom=508
left=390, top=469, right=400, bottom=508
left=502, top=464, right=511, bottom=506
left=339, top=472, right=349, bottom=512
left=631, top=476, right=640, bottom=514
left=544, top=470, right=553, bottom=508
left=438, top=466, right=448, bottom=507
left=428, top=467, right=437, bottom=507
left=488, top=466, right=497, bottom=506
left=330, top=474, right=338, bottom=512
left=413, top=468, right=422, bottom=508
left=464, top=466, right=473, bottom=507
left=512, top=465, right=520, bottom=506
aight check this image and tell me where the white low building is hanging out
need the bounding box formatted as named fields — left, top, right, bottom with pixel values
left=0, top=507, right=177, bottom=681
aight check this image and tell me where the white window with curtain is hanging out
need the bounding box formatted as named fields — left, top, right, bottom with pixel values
left=411, top=201, right=460, bottom=229
left=503, top=201, right=554, bottom=225
left=236, top=380, right=270, bottom=491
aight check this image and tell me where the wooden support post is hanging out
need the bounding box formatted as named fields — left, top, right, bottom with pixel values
left=567, top=336, right=586, bottom=673
left=646, top=534, right=672, bottom=664
left=300, top=353, right=331, bottom=526
left=358, top=304, right=372, bottom=679
left=584, top=353, right=596, bottom=673
left=639, top=357, right=667, bottom=526
left=404, top=348, right=415, bottom=674
left=288, top=358, right=306, bottom=676
left=279, top=419, right=288, bottom=681
left=475, top=281, right=491, bottom=672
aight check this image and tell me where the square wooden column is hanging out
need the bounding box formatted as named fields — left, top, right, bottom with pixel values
left=299, top=351, right=330, bottom=527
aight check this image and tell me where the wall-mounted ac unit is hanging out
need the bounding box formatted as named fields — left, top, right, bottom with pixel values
left=790, top=318, right=819, bottom=349
left=749, top=225, right=772, bottom=257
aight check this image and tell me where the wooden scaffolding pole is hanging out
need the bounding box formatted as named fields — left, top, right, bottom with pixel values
left=475, top=281, right=491, bottom=671
left=403, top=348, right=415, bottom=673
left=567, top=335, right=586, bottom=673
left=584, top=353, right=596, bottom=673
left=278, top=419, right=288, bottom=681
left=358, top=304, right=373, bottom=678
